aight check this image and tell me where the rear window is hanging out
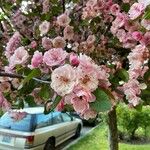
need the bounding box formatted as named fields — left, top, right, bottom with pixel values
left=0, top=111, right=65, bottom=131
left=0, top=112, right=36, bottom=132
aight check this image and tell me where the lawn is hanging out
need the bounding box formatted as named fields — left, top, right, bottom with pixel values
left=66, top=124, right=150, bottom=150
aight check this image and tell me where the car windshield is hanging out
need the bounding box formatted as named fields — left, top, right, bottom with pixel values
left=0, top=112, right=36, bottom=132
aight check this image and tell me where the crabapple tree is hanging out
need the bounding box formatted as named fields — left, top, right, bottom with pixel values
left=0, top=0, right=150, bottom=150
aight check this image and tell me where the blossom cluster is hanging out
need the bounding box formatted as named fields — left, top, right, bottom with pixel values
left=110, top=0, right=150, bottom=106
left=51, top=54, right=110, bottom=118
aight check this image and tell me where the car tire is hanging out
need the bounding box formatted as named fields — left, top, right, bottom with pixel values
left=44, top=137, right=55, bottom=150
left=73, top=124, right=81, bottom=138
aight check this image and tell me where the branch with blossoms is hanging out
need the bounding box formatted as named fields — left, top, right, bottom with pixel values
left=0, top=71, right=50, bottom=84
left=0, top=0, right=149, bottom=121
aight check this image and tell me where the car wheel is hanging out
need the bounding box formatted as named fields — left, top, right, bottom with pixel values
left=44, top=137, right=55, bottom=150
left=74, top=124, right=81, bottom=138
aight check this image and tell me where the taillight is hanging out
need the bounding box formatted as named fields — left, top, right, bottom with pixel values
left=25, top=136, right=34, bottom=148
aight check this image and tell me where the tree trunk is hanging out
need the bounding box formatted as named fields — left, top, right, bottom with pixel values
left=108, top=106, right=118, bottom=150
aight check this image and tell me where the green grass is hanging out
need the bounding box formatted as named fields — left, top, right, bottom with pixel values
left=66, top=124, right=150, bottom=150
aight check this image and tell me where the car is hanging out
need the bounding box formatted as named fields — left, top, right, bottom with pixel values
left=0, top=107, right=82, bottom=150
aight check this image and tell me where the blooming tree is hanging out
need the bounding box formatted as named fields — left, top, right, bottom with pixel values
left=0, top=0, right=150, bottom=149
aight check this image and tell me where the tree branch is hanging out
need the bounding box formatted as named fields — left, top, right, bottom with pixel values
left=62, top=0, right=65, bottom=13
left=0, top=72, right=51, bottom=84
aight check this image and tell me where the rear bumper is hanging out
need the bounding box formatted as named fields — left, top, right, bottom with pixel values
left=0, top=144, right=45, bottom=150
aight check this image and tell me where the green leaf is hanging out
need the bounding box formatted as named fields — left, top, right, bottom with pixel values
left=39, top=85, right=51, bottom=100
left=18, top=98, right=24, bottom=109
left=122, top=3, right=130, bottom=12
left=116, top=69, right=129, bottom=82
left=90, top=88, right=112, bottom=112
left=23, top=69, right=41, bottom=85
left=135, top=103, right=143, bottom=111
left=19, top=80, right=37, bottom=95
left=144, top=70, right=150, bottom=81
left=144, top=9, right=150, bottom=19
left=44, top=95, right=62, bottom=114
left=24, top=95, right=36, bottom=107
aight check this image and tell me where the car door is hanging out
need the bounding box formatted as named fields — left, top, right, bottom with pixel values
left=61, top=113, right=78, bottom=139
left=51, top=112, right=68, bottom=146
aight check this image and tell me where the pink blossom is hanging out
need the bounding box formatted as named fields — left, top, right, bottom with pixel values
left=0, top=92, right=11, bottom=111
left=123, top=0, right=130, bottom=3
left=42, top=0, right=50, bottom=14
left=0, top=92, right=5, bottom=106
left=132, top=31, right=143, bottom=41
left=128, top=3, right=145, bottom=20
left=110, top=4, right=120, bottom=16
left=86, top=0, right=97, bottom=7
left=70, top=86, right=96, bottom=113
left=4, top=66, right=14, bottom=73
left=64, top=93, right=76, bottom=104
left=5, top=32, right=21, bottom=59
left=69, top=53, right=79, bottom=67
left=43, top=48, right=68, bottom=67
left=11, top=78, right=20, bottom=89
left=116, top=29, right=127, bottom=43
left=78, top=54, right=98, bottom=74
left=52, top=36, right=66, bottom=48
left=141, top=19, right=150, bottom=30
left=30, top=41, right=37, bottom=49
left=128, top=96, right=141, bottom=106
left=51, top=64, right=77, bottom=96
left=63, top=25, right=74, bottom=40
left=9, top=111, right=27, bottom=121
left=86, top=35, right=96, bottom=45
left=30, top=51, right=43, bottom=68
left=0, top=82, right=11, bottom=93
left=56, top=99, right=65, bottom=111
left=128, top=45, right=149, bottom=73
left=2, top=100, right=11, bottom=112
left=82, top=109, right=97, bottom=120
left=123, top=34, right=137, bottom=48
left=75, top=86, right=96, bottom=102
left=39, top=21, right=50, bottom=35
left=71, top=97, right=89, bottom=113
left=97, top=66, right=111, bottom=88
left=140, top=32, right=150, bottom=46
left=76, top=68, right=99, bottom=92
left=112, top=13, right=127, bottom=28
left=12, top=10, right=26, bottom=28
left=0, top=77, right=10, bottom=82
left=123, top=79, right=141, bottom=106
left=57, top=13, right=71, bottom=27
left=138, top=0, right=150, bottom=7
left=9, top=47, right=29, bottom=67
left=110, top=26, right=118, bottom=34
left=42, top=37, right=53, bottom=50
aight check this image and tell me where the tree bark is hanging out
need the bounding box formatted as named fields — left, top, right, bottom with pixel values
left=108, top=106, right=118, bottom=150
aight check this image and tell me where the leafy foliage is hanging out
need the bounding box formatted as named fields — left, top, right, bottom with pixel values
left=90, top=88, right=111, bottom=112
left=117, top=104, right=150, bottom=139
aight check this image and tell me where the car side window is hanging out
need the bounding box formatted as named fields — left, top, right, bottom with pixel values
left=36, top=113, right=53, bottom=129
left=62, top=113, right=71, bottom=122
left=52, top=113, right=63, bottom=125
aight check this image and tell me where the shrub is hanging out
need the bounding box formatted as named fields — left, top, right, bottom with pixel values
left=117, top=104, right=150, bottom=140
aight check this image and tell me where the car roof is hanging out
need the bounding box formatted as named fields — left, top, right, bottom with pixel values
left=12, top=107, right=61, bottom=115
